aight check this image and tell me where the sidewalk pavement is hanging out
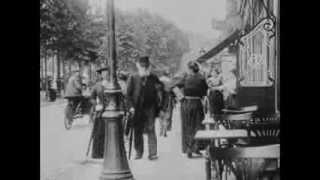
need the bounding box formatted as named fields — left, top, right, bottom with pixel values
left=48, top=104, right=206, bottom=180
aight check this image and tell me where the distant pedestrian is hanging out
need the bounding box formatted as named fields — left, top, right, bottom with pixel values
left=207, top=68, right=225, bottom=116
left=126, top=56, right=164, bottom=160
left=118, top=71, right=129, bottom=96
left=171, top=61, right=208, bottom=158
left=158, top=70, right=174, bottom=137
left=47, top=76, right=57, bottom=101
left=222, top=69, right=237, bottom=109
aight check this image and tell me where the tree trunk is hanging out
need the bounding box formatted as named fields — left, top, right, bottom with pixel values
left=57, top=51, right=61, bottom=94
left=62, top=58, right=65, bottom=79
left=276, top=0, right=280, bottom=114
left=57, top=51, right=60, bottom=80
left=68, top=60, right=72, bottom=76
left=44, top=52, right=47, bottom=79
left=52, top=55, right=55, bottom=77
left=89, top=62, right=92, bottom=82
left=78, top=61, right=82, bottom=72
left=44, top=50, right=48, bottom=100
left=40, top=58, right=44, bottom=84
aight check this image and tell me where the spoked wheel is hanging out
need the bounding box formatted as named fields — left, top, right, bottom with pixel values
left=64, top=104, right=74, bottom=130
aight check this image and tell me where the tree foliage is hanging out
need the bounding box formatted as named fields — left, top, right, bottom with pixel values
left=40, top=1, right=189, bottom=73
left=40, top=0, right=100, bottom=63
left=114, top=9, right=190, bottom=73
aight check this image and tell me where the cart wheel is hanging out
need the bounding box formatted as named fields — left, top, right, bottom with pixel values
left=64, top=104, right=73, bottom=130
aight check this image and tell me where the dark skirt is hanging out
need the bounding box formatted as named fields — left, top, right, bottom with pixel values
left=208, top=90, right=224, bottom=115
left=180, top=99, right=205, bottom=153
left=91, top=113, right=105, bottom=159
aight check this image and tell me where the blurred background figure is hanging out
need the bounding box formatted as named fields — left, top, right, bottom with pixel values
left=118, top=71, right=129, bottom=96
left=222, top=69, right=237, bottom=109
left=207, top=67, right=225, bottom=116
left=46, top=75, right=57, bottom=102
left=159, top=70, right=174, bottom=137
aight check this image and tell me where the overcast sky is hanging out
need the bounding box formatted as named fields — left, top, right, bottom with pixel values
left=114, top=0, right=227, bottom=39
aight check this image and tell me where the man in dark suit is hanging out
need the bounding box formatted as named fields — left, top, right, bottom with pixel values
left=126, top=56, right=163, bottom=160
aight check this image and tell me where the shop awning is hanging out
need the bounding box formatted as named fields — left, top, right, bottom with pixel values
left=196, top=30, right=241, bottom=63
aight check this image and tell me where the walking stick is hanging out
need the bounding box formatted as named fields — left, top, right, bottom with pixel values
left=127, top=110, right=135, bottom=160
left=128, top=127, right=134, bottom=160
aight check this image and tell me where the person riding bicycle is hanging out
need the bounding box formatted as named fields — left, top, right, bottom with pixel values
left=64, top=69, right=83, bottom=114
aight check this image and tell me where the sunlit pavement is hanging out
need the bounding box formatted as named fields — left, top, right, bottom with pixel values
left=41, top=103, right=206, bottom=180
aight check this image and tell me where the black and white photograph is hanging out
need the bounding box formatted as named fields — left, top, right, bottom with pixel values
left=40, top=0, right=280, bottom=179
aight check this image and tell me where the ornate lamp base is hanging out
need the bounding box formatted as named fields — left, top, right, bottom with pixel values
left=99, top=94, right=134, bottom=180
left=100, top=170, right=134, bottom=180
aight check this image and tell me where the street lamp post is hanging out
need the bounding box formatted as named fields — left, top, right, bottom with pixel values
left=274, top=0, right=280, bottom=117
left=99, top=0, right=134, bottom=180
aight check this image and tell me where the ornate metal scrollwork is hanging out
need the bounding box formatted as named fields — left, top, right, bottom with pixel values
left=263, top=18, right=276, bottom=39
left=263, top=19, right=274, bottom=31
left=238, top=17, right=275, bottom=87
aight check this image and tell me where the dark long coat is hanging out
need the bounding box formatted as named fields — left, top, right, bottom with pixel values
left=126, top=73, right=163, bottom=130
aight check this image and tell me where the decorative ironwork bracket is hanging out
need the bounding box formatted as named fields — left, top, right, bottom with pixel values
left=239, top=17, right=276, bottom=47
left=238, top=17, right=275, bottom=87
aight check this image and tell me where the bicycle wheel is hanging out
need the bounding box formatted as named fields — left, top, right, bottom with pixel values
left=64, top=104, right=74, bottom=130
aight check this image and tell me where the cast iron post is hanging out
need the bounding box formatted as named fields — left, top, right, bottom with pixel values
left=99, top=0, right=134, bottom=179
left=275, top=0, right=280, bottom=117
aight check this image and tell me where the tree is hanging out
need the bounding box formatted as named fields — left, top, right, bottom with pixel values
left=41, top=2, right=190, bottom=76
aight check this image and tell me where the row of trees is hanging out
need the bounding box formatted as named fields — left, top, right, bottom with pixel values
left=40, top=0, right=190, bottom=85
left=40, top=0, right=101, bottom=70
left=106, top=8, right=190, bottom=73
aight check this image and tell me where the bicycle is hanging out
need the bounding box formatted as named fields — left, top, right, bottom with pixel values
left=64, top=95, right=93, bottom=130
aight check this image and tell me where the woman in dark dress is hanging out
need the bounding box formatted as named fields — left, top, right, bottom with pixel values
left=171, top=61, right=208, bottom=158
left=89, top=67, right=109, bottom=159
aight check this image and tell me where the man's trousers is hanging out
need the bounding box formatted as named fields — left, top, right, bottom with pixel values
left=133, top=107, right=157, bottom=157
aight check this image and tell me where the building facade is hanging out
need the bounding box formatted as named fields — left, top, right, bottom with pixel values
left=235, top=0, right=279, bottom=118
left=196, top=0, right=279, bottom=118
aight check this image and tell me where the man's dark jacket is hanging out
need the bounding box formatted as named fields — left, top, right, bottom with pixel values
left=126, top=73, right=164, bottom=127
